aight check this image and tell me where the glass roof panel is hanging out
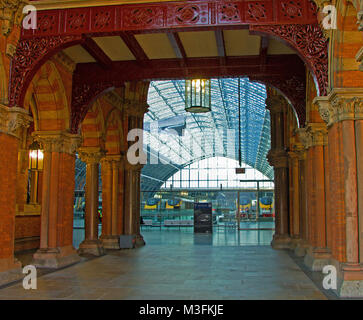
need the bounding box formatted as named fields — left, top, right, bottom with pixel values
left=141, top=78, right=273, bottom=191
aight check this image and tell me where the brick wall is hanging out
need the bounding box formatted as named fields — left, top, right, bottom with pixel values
left=14, top=215, right=41, bottom=252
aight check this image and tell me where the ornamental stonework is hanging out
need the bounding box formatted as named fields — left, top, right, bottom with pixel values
left=0, top=103, right=31, bottom=138
left=0, top=0, right=26, bottom=36
left=297, top=123, right=327, bottom=149
left=78, top=146, right=106, bottom=164
left=314, top=88, right=363, bottom=127
left=32, top=131, right=81, bottom=154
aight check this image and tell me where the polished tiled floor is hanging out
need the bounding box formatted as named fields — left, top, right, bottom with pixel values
left=0, top=228, right=326, bottom=300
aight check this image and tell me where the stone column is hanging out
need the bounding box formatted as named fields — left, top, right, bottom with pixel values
left=315, top=89, right=363, bottom=297
left=134, top=165, right=145, bottom=246
left=288, top=144, right=305, bottom=251
left=100, top=155, right=122, bottom=249
left=123, top=162, right=145, bottom=247
left=266, top=95, right=291, bottom=249
left=298, top=123, right=331, bottom=271
left=31, top=131, right=81, bottom=268
left=78, top=147, right=105, bottom=256
left=295, top=148, right=309, bottom=256
left=0, top=104, right=31, bottom=285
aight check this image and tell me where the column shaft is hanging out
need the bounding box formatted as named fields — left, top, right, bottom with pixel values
left=85, top=162, right=99, bottom=241
left=111, top=161, right=119, bottom=235
left=355, top=120, right=363, bottom=263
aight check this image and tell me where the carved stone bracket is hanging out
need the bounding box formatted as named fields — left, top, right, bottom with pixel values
left=32, top=131, right=81, bottom=154
left=314, top=88, right=363, bottom=127
left=0, top=103, right=32, bottom=139
left=78, top=146, right=106, bottom=164
left=296, top=122, right=327, bottom=149
left=250, top=23, right=329, bottom=96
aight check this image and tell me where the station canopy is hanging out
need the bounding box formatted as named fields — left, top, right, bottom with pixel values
left=75, top=78, right=273, bottom=192
left=141, top=78, right=273, bottom=191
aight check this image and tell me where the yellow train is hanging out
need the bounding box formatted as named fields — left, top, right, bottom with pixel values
left=165, top=199, right=182, bottom=209
left=144, top=198, right=160, bottom=210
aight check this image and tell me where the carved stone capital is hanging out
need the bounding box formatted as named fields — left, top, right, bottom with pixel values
left=32, top=131, right=81, bottom=155
left=267, top=149, right=289, bottom=168
left=101, top=154, right=122, bottom=167
left=265, top=95, right=287, bottom=114
left=78, top=146, right=106, bottom=164
left=0, top=104, right=32, bottom=139
left=315, top=88, right=363, bottom=127
left=297, top=123, right=327, bottom=149
left=0, top=0, right=27, bottom=36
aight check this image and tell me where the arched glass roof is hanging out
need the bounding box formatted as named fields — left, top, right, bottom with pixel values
left=74, top=78, right=273, bottom=192
left=141, top=78, right=273, bottom=191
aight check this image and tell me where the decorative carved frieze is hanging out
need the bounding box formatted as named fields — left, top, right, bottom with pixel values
left=32, top=131, right=81, bottom=154
left=78, top=146, right=106, bottom=164
left=250, top=23, right=328, bottom=96
left=314, top=88, right=363, bottom=127
left=0, top=103, right=31, bottom=138
left=296, top=123, right=327, bottom=149
left=9, top=34, right=83, bottom=108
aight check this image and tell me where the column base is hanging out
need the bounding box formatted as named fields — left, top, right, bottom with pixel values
left=334, top=262, right=363, bottom=298
left=0, top=258, right=23, bottom=286
left=271, top=234, right=291, bottom=249
left=32, top=246, right=81, bottom=269
left=304, top=247, right=331, bottom=271
left=294, top=240, right=310, bottom=257
left=78, top=239, right=105, bottom=256
left=101, top=235, right=120, bottom=250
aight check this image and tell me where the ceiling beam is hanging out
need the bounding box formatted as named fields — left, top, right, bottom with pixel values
left=120, top=32, right=149, bottom=63
left=74, top=55, right=305, bottom=85
left=81, top=37, right=113, bottom=69
left=167, top=32, right=188, bottom=70
left=215, top=29, right=226, bottom=66
left=259, top=36, right=269, bottom=72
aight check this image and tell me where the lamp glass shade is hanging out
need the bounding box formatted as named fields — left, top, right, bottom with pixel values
left=185, top=79, right=211, bottom=113
left=28, top=142, right=44, bottom=171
